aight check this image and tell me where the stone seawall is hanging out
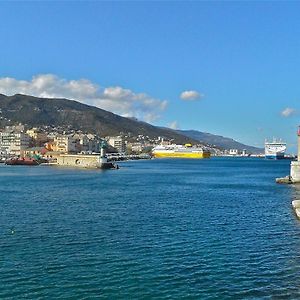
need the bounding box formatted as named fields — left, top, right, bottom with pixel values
left=57, top=154, right=108, bottom=169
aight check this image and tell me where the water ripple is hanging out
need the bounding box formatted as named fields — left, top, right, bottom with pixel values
left=0, top=158, right=299, bottom=299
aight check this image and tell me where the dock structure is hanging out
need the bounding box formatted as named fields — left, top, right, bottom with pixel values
left=56, top=148, right=115, bottom=169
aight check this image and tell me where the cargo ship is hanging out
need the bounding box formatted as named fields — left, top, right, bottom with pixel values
left=265, top=139, right=286, bottom=159
left=5, top=157, right=40, bottom=166
left=152, top=144, right=210, bottom=159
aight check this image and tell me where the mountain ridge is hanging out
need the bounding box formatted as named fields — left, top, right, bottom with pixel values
left=0, top=94, right=200, bottom=145
left=0, top=94, right=262, bottom=152
left=176, top=129, right=262, bottom=153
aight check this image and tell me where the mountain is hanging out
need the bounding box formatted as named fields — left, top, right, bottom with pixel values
left=0, top=94, right=199, bottom=144
left=177, top=130, right=263, bottom=153
left=0, top=94, right=263, bottom=152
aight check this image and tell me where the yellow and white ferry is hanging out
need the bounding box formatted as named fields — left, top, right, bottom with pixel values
left=152, top=144, right=210, bottom=159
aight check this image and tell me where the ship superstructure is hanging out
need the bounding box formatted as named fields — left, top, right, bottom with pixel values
left=265, top=139, right=286, bottom=159
left=152, top=144, right=210, bottom=159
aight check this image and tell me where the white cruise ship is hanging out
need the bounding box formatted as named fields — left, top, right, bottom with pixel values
left=265, top=139, right=286, bottom=159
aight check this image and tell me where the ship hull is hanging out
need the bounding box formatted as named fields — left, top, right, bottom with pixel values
left=5, top=159, right=39, bottom=166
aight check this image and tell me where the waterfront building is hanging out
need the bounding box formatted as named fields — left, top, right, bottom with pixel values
left=0, top=131, right=31, bottom=156
left=52, top=134, right=101, bottom=154
left=229, top=149, right=239, bottom=156
left=74, top=134, right=101, bottom=153
left=107, top=136, right=126, bottom=153
left=242, top=149, right=248, bottom=156
left=128, top=142, right=144, bottom=153
left=53, top=135, right=77, bottom=153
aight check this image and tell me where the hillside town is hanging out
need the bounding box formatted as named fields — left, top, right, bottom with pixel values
left=0, top=123, right=267, bottom=165
left=0, top=123, right=184, bottom=162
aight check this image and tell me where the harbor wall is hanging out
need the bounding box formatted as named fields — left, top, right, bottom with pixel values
left=57, top=154, right=107, bottom=169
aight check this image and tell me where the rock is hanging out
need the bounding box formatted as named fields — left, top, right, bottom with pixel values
left=276, top=176, right=292, bottom=184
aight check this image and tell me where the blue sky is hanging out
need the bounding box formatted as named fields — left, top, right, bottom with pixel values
left=0, top=2, right=300, bottom=151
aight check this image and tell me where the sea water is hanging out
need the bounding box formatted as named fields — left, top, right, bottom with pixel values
left=1, top=157, right=300, bottom=299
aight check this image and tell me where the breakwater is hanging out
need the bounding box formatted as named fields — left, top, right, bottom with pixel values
left=56, top=154, right=113, bottom=169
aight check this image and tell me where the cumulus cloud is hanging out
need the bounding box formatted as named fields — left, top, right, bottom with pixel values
left=180, top=90, right=203, bottom=101
left=168, top=121, right=179, bottom=130
left=281, top=107, right=296, bottom=117
left=0, top=74, right=168, bottom=122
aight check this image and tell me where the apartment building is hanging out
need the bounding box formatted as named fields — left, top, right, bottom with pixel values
left=0, top=131, right=31, bottom=156
left=107, top=136, right=126, bottom=153
left=53, top=135, right=77, bottom=153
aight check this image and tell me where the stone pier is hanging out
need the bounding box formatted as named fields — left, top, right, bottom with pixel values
left=56, top=153, right=113, bottom=169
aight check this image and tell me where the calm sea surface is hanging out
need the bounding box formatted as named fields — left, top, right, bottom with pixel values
left=1, top=157, right=300, bottom=299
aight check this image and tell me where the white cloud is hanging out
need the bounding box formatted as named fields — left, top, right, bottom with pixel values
left=168, top=121, right=179, bottom=130
left=281, top=107, right=296, bottom=117
left=180, top=90, right=203, bottom=101
left=0, top=74, right=168, bottom=123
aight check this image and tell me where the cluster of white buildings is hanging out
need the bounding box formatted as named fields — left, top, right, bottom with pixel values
left=0, top=125, right=104, bottom=157
left=224, top=149, right=249, bottom=156
left=51, top=133, right=101, bottom=154
left=0, top=124, right=181, bottom=158
left=0, top=124, right=147, bottom=158
left=106, top=136, right=126, bottom=153
left=0, top=125, right=31, bottom=156
left=106, top=135, right=159, bottom=154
